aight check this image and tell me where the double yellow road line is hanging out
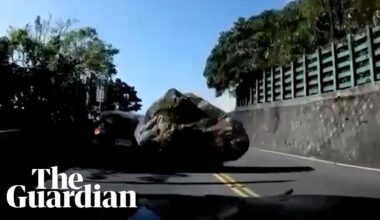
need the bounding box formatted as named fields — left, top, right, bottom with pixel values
left=213, top=173, right=260, bottom=197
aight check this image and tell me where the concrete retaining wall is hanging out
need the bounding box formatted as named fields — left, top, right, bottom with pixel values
left=233, top=83, right=380, bottom=168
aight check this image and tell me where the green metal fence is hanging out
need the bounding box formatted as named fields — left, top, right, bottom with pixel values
left=236, top=25, right=380, bottom=107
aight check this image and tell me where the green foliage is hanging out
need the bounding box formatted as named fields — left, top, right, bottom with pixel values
left=7, top=16, right=119, bottom=82
left=0, top=16, right=141, bottom=130
left=204, top=0, right=380, bottom=96
left=105, top=78, right=142, bottom=112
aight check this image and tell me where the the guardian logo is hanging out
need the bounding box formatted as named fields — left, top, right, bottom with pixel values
left=6, top=166, right=137, bottom=208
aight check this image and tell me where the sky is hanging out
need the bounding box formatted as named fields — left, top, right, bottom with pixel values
left=0, top=0, right=289, bottom=112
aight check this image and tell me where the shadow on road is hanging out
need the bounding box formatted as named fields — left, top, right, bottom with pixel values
left=66, top=147, right=315, bottom=174
left=138, top=173, right=189, bottom=183
left=71, top=164, right=314, bottom=174
left=87, top=169, right=122, bottom=180
left=220, top=166, right=314, bottom=173
left=82, top=179, right=294, bottom=185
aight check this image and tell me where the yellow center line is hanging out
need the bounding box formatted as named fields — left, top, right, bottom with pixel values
left=213, top=173, right=260, bottom=198
left=219, top=173, right=260, bottom=197
left=213, top=174, right=248, bottom=197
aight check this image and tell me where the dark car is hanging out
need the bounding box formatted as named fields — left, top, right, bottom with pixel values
left=92, top=110, right=142, bottom=148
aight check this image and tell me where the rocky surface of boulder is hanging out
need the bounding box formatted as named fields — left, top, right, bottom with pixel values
left=134, top=89, right=249, bottom=163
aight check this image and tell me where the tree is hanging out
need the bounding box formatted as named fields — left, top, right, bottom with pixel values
left=105, top=78, right=142, bottom=112
left=203, top=5, right=316, bottom=96
left=0, top=16, right=142, bottom=131
left=204, top=0, right=380, bottom=97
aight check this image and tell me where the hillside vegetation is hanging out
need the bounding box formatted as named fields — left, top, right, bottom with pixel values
left=204, top=0, right=380, bottom=96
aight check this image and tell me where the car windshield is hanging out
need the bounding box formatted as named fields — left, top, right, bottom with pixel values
left=2, top=0, right=380, bottom=219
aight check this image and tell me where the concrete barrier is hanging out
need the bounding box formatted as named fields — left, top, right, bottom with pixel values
left=233, top=83, right=380, bottom=168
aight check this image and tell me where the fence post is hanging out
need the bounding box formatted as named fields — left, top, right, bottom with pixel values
left=291, top=61, right=296, bottom=98
left=366, top=25, right=376, bottom=84
left=243, top=88, right=246, bottom=106
left=255, top=77, right=259, bottom=104
left=316, top=48, right=322, bottom=94
left=303, top=53, right=308, bottom=96
left=246, top=85, right=250, bottom=106
left=258, top=77, right=263, bottom=103
left=347, top=33, right=356, bottom=87
left=236, top=86, right=239, bottom=107
left=271, top=68, right=275, bottom=102
left=263, top=70, right=267, bottom=103
left=280, top=66, right=284, bottom=100
left=331, top=42, right=338, bottom=91
left=248, top=85, right=252, bottom=105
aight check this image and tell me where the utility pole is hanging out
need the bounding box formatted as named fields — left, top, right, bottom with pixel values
left=327, top=0, right=335, bottom=41
left=96, top=76, right=106, bottom=112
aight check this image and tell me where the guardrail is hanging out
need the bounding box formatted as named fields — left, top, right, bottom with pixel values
left=236, top=25, right=380, bottom=107
left=0, top=129, right=20, bottom=134
left=0, top=129, right=21, bottom=145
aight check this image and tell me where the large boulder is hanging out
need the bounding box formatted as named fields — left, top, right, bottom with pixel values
left=134, top=89, right=249, bottom=163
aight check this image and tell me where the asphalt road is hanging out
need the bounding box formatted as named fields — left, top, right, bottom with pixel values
left=226, top=148, right=380, bottom=198
left=45, top=147, right=380, bottom=199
